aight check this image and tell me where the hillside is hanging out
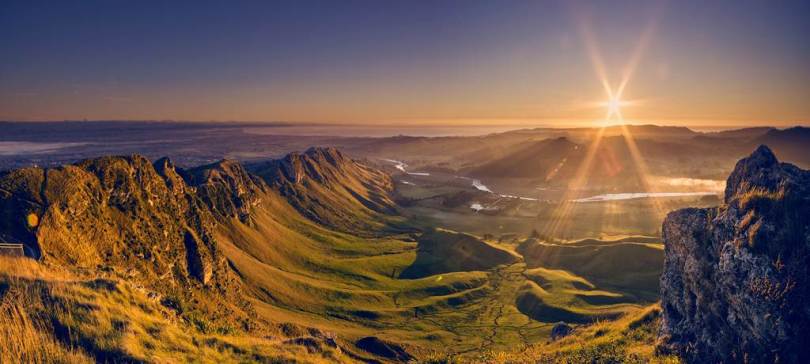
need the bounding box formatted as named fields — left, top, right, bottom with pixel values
left=0, top=256, right=351, bottom=363
left=460, top=304, right=680, bottom=363
left=0, top=149, right=415, bottom=362
left=250, top=147, right=399, bottom=234
left=467, top=137, right=581, bottom=181
left=519, top=237, right=663, bottom=301
left=0, top=147, right=686, bottom=362
left=399, top=228, right=519, bottom=278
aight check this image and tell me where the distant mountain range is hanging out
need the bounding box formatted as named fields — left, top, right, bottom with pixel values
left=2, top=122, right=808, bottom=174
left=452, top=126, right=810, bottom=186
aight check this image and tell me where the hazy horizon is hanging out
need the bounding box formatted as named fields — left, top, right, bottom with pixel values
left=1, top=118, right=805, bottom=132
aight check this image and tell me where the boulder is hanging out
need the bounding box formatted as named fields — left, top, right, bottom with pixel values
left=550, top=322, right=573, bottom=341
left=355, top=336, right=413, bottom=362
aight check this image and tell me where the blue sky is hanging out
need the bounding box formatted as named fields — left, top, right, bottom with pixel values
left=1, top=0, right=808, bottom=126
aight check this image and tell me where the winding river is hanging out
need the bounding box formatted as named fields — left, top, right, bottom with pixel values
left=383, top=158, right=718, bottom=208
left=573, top=191, right=717, bottom=203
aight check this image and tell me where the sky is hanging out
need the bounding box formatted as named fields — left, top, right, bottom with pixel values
left=1, top=0, right=808, bottom=127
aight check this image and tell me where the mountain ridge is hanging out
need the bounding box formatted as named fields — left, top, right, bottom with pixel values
left=251, top=146, right=398, bottom=234
left=0, top=147, right=401, bottom=330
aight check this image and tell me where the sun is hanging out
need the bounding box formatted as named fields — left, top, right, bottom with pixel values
left=607, top=98, right=621, bottom=115
left=601, top=96, right=625, bottom=122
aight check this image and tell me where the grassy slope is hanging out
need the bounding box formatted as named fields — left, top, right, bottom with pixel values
left=0, top=257, right=353, bottom=363
left=512, top=305, right=680, bottom=363
left=207, top=196, right=668, bottom=361
left=517, top=266, right=639, bottom=324
left=426, top=305, right=681, bottom=364
left=214, top=199, right=512, bottom=354
left=520, top=237, right=664, bottom=302
left=1, top=201, right=668, bottom=362
left=0, top=180, right=670, bottom=363
left=399, top=228, right=520, bottom=279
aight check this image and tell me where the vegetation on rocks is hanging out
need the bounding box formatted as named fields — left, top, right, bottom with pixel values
left=660, top=146, right=810, bottom=363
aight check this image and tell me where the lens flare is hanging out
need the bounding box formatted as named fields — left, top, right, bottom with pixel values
left=26, top=213, right=39, bottom=228
left=604, top=97, right=627, bottom=122
left=541, top=1, right=666, bottom=239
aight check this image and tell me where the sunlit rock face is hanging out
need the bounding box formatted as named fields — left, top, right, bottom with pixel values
left=659, top=145, right=810, bottom=363
left=250, top=147, right=397, bottom=234
left=0, top=155, right=237, bottom=287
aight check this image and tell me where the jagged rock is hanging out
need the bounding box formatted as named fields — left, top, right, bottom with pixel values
left=186, top=159, right=266, bottom=223
left=659, top=145, right=810, bottom=363
left=0, top=167, right=45, bottom=257
left=0, top=155, right=248, bottom=323
left=550, top=322, right=573, bottom=341
left=250, top=147, right=396, bottom=234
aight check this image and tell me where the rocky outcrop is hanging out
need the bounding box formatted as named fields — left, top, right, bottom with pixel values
left=659, top=145, right=810, bottom=363
left=0, top=155, right=256, bottom=328
left=251, top=147, right=397, bottom=233
left=186, top=159, right=267, bottom=223
left=0, top=154, right=302, bottom=284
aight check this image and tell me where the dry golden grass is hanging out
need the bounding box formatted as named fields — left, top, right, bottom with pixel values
left=522, top=305, right=680, bottom=364
left=0, top=257, right=356, bottom=363
left=738, top=186, right=784, bottom=211
left=0, top=258, right=93, bottom=363
left=0, top=291, right=93, bottom=363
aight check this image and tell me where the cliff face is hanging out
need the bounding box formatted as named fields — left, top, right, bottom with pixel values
left=659, top=145, right=810, bottom=363
left=186, top=159, right=267, bottom=223
left=0, top=156, right=265, bottom=278
left=0, top=155, right=258, bottom=328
